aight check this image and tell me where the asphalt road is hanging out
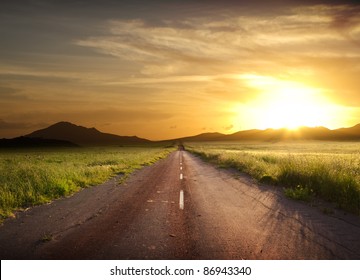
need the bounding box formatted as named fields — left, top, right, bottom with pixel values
left=1, top=149, right=360, bottom=259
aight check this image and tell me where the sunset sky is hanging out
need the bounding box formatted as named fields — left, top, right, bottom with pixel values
left=1, top=0, right=359, bottom=140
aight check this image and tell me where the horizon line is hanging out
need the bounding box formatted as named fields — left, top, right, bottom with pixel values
left=3, top=121, right=358, bottom=142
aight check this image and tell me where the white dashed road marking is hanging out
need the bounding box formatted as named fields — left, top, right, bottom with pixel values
left=179, top=190, right=184, bottom=210
left=179, top=151, right=184, bottom=210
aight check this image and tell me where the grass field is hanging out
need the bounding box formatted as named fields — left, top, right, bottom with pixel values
left=186, top=141, right=360, bottom=215
left=0, top=146, right=174, bottom=221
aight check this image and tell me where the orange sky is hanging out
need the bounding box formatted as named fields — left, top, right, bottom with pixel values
left=0, top=1, right=359, bottom=140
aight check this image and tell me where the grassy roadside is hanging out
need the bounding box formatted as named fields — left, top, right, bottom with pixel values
left=186, top=142, right=360, bottom=215
left=0, top=146, right=175, bottom=221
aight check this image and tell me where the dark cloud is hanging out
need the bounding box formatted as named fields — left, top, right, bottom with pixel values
left=1, top=1, right=354, bottom=29
left=1, top=1, right=357, bottom=21
left=0, top=0, right=190, bottom=22
left=332, top=8, right=360, bottom=30
left=330, top=5, right=360, bottom=46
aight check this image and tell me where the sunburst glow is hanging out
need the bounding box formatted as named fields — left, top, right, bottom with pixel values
left=237, top=75, right=337, bottom=130
left=259, top=88, right=332, bottom=130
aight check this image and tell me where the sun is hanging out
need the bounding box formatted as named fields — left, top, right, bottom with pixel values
left=236, top=75, right=335, bottom=130
left=259, top=87, right=332, bottom=130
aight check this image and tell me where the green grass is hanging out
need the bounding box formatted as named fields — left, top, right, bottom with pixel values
left=0, top=146, right=175, bottom=221
left=283, top=185, right=314, bottom=202
left=186, top=141, right=360, bottom=214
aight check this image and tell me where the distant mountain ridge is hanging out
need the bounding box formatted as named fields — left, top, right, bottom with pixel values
left=25, top=121, right=151, bottom=146
left=2, top=121, right=360, bottom=148
left=173, top=124, right=360, bottom=142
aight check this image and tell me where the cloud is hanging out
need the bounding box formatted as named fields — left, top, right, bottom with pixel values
left=0, top=84, right=30, bottom=101
left=224, top=124, right=234, bottom=131
left=0, top=86, right=17, bottom=95
left=74, top=5, right=359, bottom=76
left=0, top=73, right=79, bottom=84
left=72, top=6, right=360, bottom=113
left=3, top=107, right=173, bottom=125
left=329, top=5, right=360, bottom=46
left=0, top=119, right=49, bottom=130
left=75, top=19, right=227, bottom=73
left=0, top=85, right=21, bottom=97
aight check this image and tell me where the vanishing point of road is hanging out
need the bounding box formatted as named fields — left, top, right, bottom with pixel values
left=1, top=148, right=360, bottom=259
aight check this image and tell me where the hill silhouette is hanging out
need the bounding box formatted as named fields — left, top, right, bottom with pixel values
left=26, top=122, right=151, bottom=146
left=332, top=123, right=360, bottom=140
left=0, top=136, right=78, bottom=148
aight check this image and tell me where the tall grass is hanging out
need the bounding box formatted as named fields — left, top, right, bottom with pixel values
left=0, top=146, right=174, bottom=220
left=186, top=142, right=360, bottom=214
